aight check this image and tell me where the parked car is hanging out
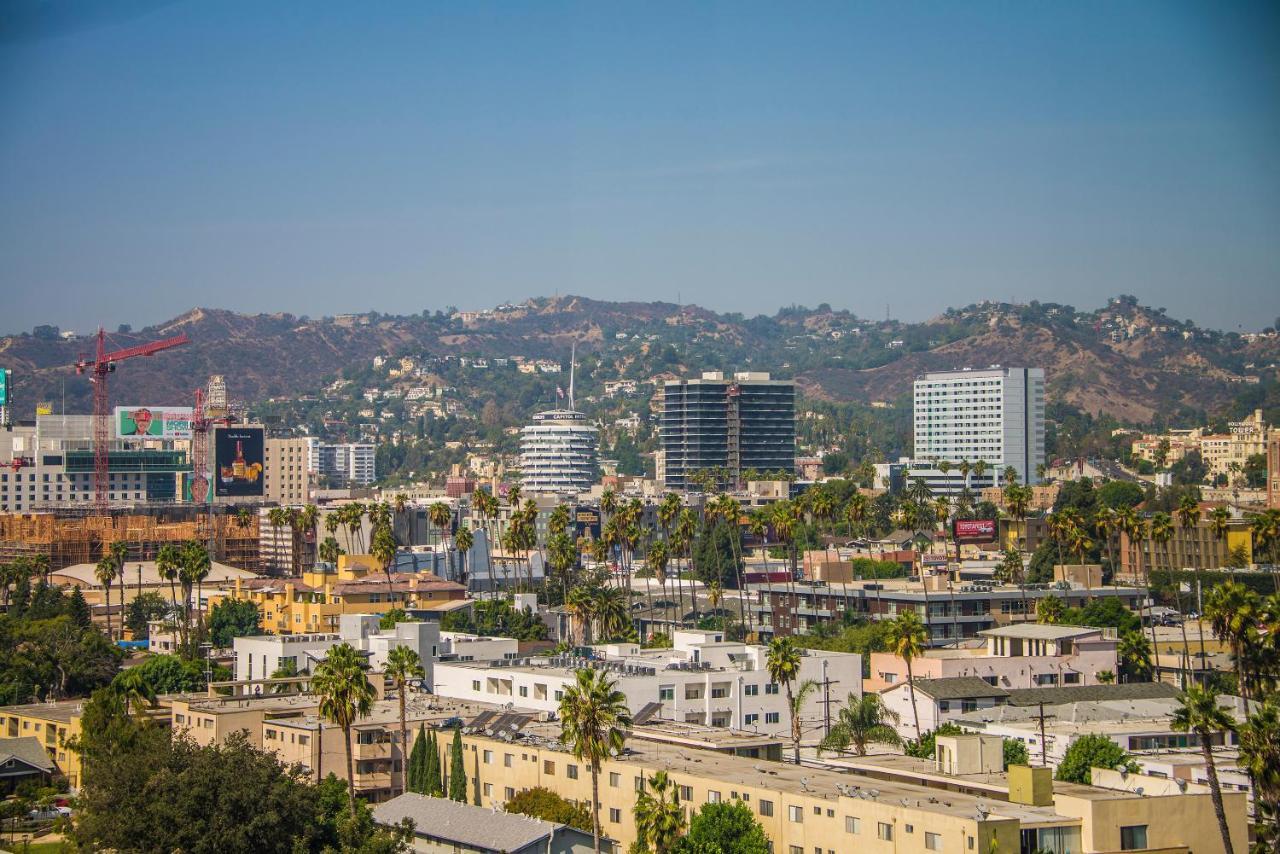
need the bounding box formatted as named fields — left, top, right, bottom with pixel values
left=28, top=805, right=72, bottom=820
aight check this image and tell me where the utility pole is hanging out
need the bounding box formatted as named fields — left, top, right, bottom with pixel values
left=1037, top=702, right=1057, bottom=767
left=817, top=658, right=840, bottom=738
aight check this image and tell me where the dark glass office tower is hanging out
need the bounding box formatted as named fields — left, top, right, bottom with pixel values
left=660, top=372, right=795, bottom=490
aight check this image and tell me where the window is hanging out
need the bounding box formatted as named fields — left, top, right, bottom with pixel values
left=813, top=806, right=821, bottom=815
left=758, top=800, right=773, bottom=817
left=504, top=753, right=513, bottom=767
left=707, top=791, right=721, bottom=803
left=766, top=683, right=779, bottom=695
left=788, top=805, right=803, bottom=823
left=609, top=808, right=621, bottom=823
left=679, top=785, right=693, bottom=801
left=906, top=824, right=914, bottom=833
left=1120, top=826, right=1148, bottom=851
left=472, top=680, right=481, bottom=691
left=299, top=735, right=309, bottom=746
left=519, top=686, right=528, bottom=697
left=790, top=847, right=803, bottom=854
left=609, top=772, right=620, bottom=787
left=878, top=822, right=893, bottom=841
left=483, top=750, right=492, bottom=764
left=567, top=764, right=579, bottom=779
left=659, top=686, right=674, bottom=701
left=845, top=816, right=859, bottom=834
left=925, top=831, right=942, bottom=850
left=745, top=684, right=759, bottom=696
left=505, top=787, right=515, bottom=800
left=543, top=760, right=555, bottom=775
left=483, top=782, right=493, bottom=797
left=766, top=712, right=780, bottom=724
left=745, top=714, right=759, bottom=725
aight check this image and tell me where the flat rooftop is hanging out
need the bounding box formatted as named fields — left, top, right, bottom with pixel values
left=0, top=699, right=84, bottom=723
left=979, top=624, right=1103, bottom=641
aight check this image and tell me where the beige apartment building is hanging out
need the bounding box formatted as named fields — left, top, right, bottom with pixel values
left=263, top=436, right=316, bottom=505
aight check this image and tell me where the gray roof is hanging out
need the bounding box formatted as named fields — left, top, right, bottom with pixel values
left=0, top=737, right=55, bottom=773
left=1005, top=682, right=1180, bottom=706
left=373, top=793, right=564, bottom=851
left=899, top=677, right=1011, bottom=701
left=978, top=624, right=1103, bottom=641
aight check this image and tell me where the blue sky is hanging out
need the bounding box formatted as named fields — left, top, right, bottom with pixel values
left=1, top=1, right=1277, bottom=333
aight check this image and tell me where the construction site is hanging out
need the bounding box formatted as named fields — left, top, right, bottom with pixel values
left=0, top=507, right=261, bottom=573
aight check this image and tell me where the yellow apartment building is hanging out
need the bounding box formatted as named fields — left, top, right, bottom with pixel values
left=0, top=700, right=84, bottom=789
left=210, top=554, right=468, bottom=634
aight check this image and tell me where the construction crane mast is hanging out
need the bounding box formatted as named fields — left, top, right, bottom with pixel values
left=77, top=328, right=189, bottom=513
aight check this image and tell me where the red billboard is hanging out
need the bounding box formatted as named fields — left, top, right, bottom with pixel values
left=953, top=519, right=997, bottom=543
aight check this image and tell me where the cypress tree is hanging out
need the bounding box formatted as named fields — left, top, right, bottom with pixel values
left=407, top=724, right=426, bottom=793
left=448, top=727, right=467, bottom=802
left=424, top=729, right=442, bottom=796
left=472, top=751, right=481, bottom=806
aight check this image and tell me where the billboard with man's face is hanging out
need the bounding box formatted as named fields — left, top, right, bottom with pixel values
left=115, top=406, right=194, bottom=439
left=214, top=427, right=264, bottom=497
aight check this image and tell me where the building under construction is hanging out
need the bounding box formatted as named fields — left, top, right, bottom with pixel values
left=0, top=506, right=261, bottom=573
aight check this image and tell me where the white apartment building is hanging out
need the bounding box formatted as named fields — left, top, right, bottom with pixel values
left=910, top=367, right=1046, bottom=493
left=438, top=631, right=520, bottom=663
left=233, top=615, right=441, bottom=687
left=314, top=442, right=376, bottom=486
left=432, top=630, right=861, bottom=738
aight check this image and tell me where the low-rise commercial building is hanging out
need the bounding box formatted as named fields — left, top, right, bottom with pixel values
left=232, top=614, right=441, bottom=685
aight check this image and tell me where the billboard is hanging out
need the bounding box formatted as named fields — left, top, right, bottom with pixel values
left=214, top=427, right=264, bottom=497
left=574, top=506, right=602, bottom=541
left=115, top=406, right=194, bottom=439
left=953, top=519, right=997, bottom=543
left=0, top=369, right=8, bottom=406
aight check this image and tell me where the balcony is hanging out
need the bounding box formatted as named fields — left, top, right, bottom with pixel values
left=354, top=770, right=393, bottom=791
left=355, top=740, right=394, bottom=761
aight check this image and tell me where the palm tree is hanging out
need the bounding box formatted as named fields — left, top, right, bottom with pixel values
left=1036, top=596, right=1065, bottom=625
left=559, top=668, right=631, bottom=854
left=312, top=643, right=376, bottom=815
left=180, top=540, right=211, bottom=642
left=1205, top=581, right=1259, bottom=702
left=1171, top=686, right=1237, bottom=854
left=95, top=557, right=117, bottom=641
left=648, top=540, right=672, bottom=631
left=385, top=645, right=426, bottom=792
left=318, top=536, right=344, bottom=566
left=633, top=769, right=687, bottom=854
left=766, top=636, right=808, bottom=762
left=1253, top=508, right=1280, bottom=593
left=371, top=521, right=399, bottom=602
left=428, top=500, right=453, bottom=569
left=1118, top=630, right=1153, bottom=683
left=818, top=692, right=901, bottom=757
left=593, top=587, right=630, bottom=642
left=113, top=668, right=157, bottom=718
left=155, top=543, right=181, bottom=623
left=566, top=585, right=596, bottom=645
left=885, top=610, right=929, bottom=739
left=1178, top=496, right=1210, bottom=668
left=454, top=525, right=474, bottom=589
left=1237, top=699, right=1280, bottom=829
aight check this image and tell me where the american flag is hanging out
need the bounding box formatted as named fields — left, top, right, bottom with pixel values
left=556, top=386, right=565, bottom=399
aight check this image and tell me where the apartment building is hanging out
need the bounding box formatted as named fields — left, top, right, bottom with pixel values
left=263, top=436, right=316, bottom=505
left=232, top=615, right=440, bottom=684
left=452, top=717, right=1244, bottom=854
left=432, top=630, right=860, bottom=736
left=660, top=372, right=795, bottom=490
left=209, top=554, right=468, bottom=634
left=314, top=442, right=376, bottom=486
left=865, top=623, right=1119, bottom=693
left=0, top=700, right=84, bottom=788
left=1115, top=514, right=1254, bottom=579
left=750, top=578, right=1144, bottom=644
left=909, top=367, right=1046, bottom=494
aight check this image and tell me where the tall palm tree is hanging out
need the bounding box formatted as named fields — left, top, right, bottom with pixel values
left=766, top=636, right=808, bottom=762
left=1177, top=496, right=1210, bottom=669
left=593, top=587, right=630, bottom=642
left=1171, top=686, right=1237, bottom=854
left=1118, top=631, right=1153, bottom=683
left=1237, top=699, right=1280, bottom=832
left=318, top=536, right=344, bottom=566
left=179, top=540, right=211, bottom=643
left=1253, top=508, right=1280, bottom=593
left=385, top=645, right=426, bottom=792
left=1205, top=581, right=1259, bottom=703
left=559, top=668, right=631, bottom=854
left=114, top=668, right=157, bottom=718
left=454, top=525, right=474, bottom=589
left=428, top=500, right=453, bottom=570
left=633, top=770, right=686, bottom=854
left=156, top=543, right=181, bottom=627
left=1151, top=512, right=1190, bottom=684
left=94, top=557, right=117, bottom=641
left=648, top=540, right=672, bottom=631
left=1096, top=507, right=1120, bottom=584
left=885, top=610, right=929, bottom=740
left=566, top=585, right=596, bottom=645
left=312, top=643, right=376, bottom=815
left=818, top=692, right=901, bottom=757
left=371, top=522, right=399, bottom=603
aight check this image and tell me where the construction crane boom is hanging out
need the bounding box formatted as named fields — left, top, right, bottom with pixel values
left=76, top=328, right=190, bottom=513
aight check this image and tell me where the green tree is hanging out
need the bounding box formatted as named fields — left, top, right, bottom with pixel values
left=448, top=727, right=467, bottom=802
left=818, top=692, right=901, bottom=757
left=904, top=723, right=965, bottom=759
left=505, top=787, right=593, bottom=831
left=207, top=598, right=261, bottom=648
left=674, top=801, right=770, bottom=854
left=1003, top=738, right=1030, bottom=769
left=765, top=636, right=807, bottom=762
left=312, top=643, right=376, bottom=815
left=559, top=668, right=632, bottom=854
left=119, top=654, right=210, bottom=694
left=407, top=724, right=426, bottom=793
left=423, top=729, right=443, bottom=796
left=633, top=770, right=687, bottom=854
left=1118, top=631, right=1153, bottom=683
left=124, top=591, right=171, bottom=640
left=1055, top=734, right=1137, bottom=784
left=1171, top=686, right=1237, bottom=854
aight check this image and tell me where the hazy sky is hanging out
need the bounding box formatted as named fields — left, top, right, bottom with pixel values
left=2, top=1, right=1278, bottom=334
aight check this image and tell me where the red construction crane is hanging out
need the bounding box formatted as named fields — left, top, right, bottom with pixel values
left=77, top=328, right=190, bottom=512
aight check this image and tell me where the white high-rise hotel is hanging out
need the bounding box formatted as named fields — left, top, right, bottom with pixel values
left=910, top=367, right=1045, bottom=493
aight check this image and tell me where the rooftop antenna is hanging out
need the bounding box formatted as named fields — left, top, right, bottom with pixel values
left=569, top=343, right=576, bottom=411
